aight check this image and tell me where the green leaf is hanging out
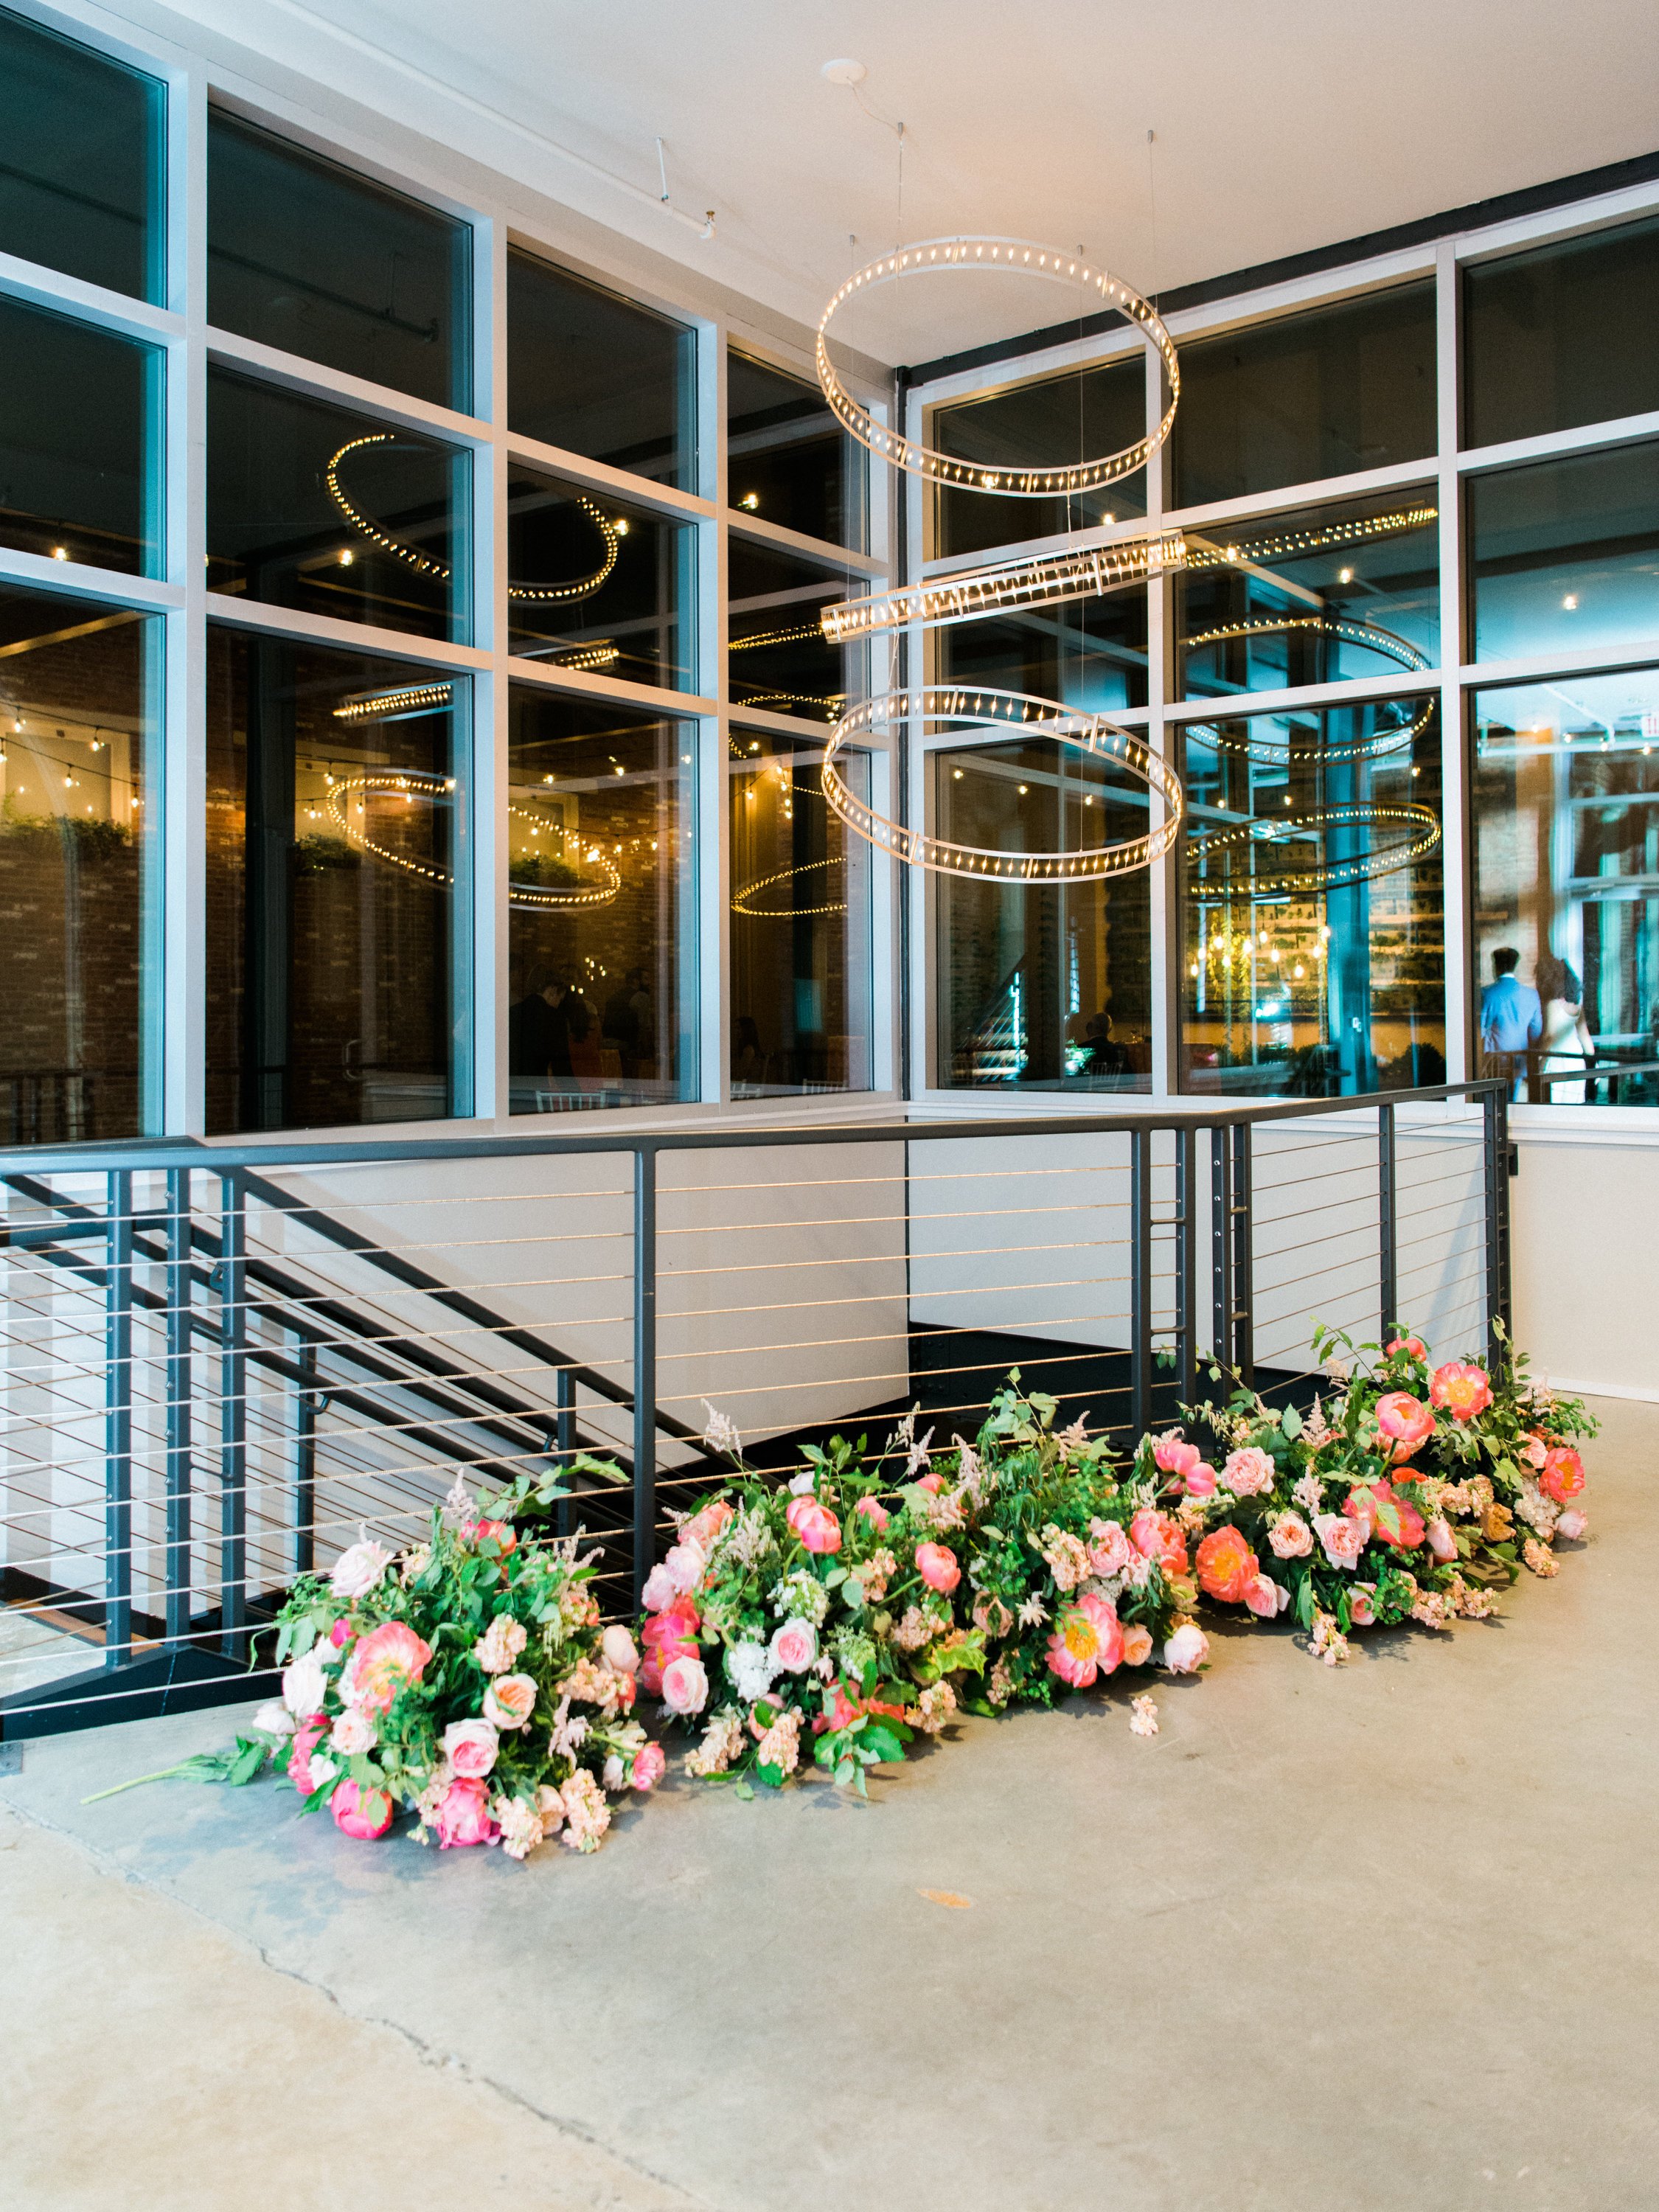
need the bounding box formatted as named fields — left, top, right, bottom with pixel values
left=1281, top=1403, right=1303, bottom=1440
left=226, top=1739, right=268, bottom=1787
left=753, top=1762, right=783, bottom=1790
left=842, top=1579, right=866, bottom=1610
left=859, top=1722, right=907, bottom=1765
left=732, top=1779, right=755, bottom=1801
left=834, top=1758, right=856, bottom=1787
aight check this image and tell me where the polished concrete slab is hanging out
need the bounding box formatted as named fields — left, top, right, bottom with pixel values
left=4, top=1394, right=1655, bottom=2212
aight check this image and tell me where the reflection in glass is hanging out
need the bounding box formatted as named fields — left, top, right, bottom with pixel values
left=507, top=689, right=694, bottom=1113
left=207, top=369, right=468, bottom=643
left=728, top=536, right=864, bottom=724
left=937, top=586, right=1148, bottom=712
left=1464, top=216, right=1659, bottom=451
left=208, top=111, right=472, bottom=410
left=1467, top=440, right=1659, bottom=667
left=0, top=10, right=164, bottom=303
left=931, top=356, right=1146, bottom=559
left=1179, top=698, right=1444, bottom=1096
left=1472, top=668, right=1659, bottom=1107
left=506, top=465, right=693, bottom=689
left=727, top=349, right=864, bottom=549
left=0, top=584, right=159, bottom=1141
left=204, top=630, right=461, bottom=1134
left=0, top=295, right=161, bottom=577
left=729, top=731, right=872, bottom=1096
left=934, top=738, right=1152, bottom=1093
left=1173, top=284, right=1436, bottom=507
left=508, top=251, right=695, bottom=490
left=1176, top=489, right=1439, bottom=701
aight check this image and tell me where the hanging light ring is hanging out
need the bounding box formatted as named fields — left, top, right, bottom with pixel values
left=1186, top=801, right=1442, bottom=898
left=324, top=772, right=620, bottom=909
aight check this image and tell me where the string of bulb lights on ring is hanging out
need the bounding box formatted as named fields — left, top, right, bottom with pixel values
left=1185, top=802, right=1442, bottom=900
left=1178, top=613, right=1435, bottom=763
left=323, top=772, right=622, bottom=909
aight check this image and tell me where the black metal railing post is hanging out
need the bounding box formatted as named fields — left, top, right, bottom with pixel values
left=164, top=1166, right=192, bottom=1648
left=218, top=1175, right=247, bottom=1658
left=1483, top=1084, right=1512, bottom=1365
left=1130, top=1128, right=1151, bottom=1441
left=103, top=1169, right=134, bottom=1669
left=294, top=1341, right=317, bottom=1578
left=1211, top=1127, right=1232, bottom=1371
left=632, top=1146, right=658, bottom=1610
left=556, top=1365, right=575, bottom=1540
left=1378, top=1101, right=1398, bottom=1342
left=1231, top=1123, right=1254, bottom=1387
left=1174, top=1124, right=1196, bottom=1404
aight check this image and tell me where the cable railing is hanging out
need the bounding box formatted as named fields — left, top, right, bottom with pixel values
left=0, top=1080, right=1510, bottom=1740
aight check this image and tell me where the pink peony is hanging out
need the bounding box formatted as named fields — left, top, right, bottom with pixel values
left=1426, top=1516, right=1458, bottom=1563
left=854, top=1495, right=891, bottom=1531
left=1222, top=1447, right=1276, bottom=1497
left=1267, top=1510, right=1314, bottom=1559
left=785, top=1496, right=842, bottom=1554
left=1183, top=1461, right=1220, bottom=1499
left=1119, top=1623, right=1154, bottom=1666
left=769, top=1618, right=818, bottom=1673
left=1376, top=1391, right=1433, bottom=1456
left=1196, top=1525, right=1259, bottom=1604
left=683, top=1498, right=734, bottom=1551
left=601, top=1624, right=641, bottom=1676
left=1346, top=1479, right=1425, bottom=1551
left=640, top=1562, right=678, bottom=1613
left=441, top=1717, right=500, bottom=1778
left=661, top=1653, right=709, bottom=1716
left=482, top=1672, right=538, bottom=1731
left=330, top=1779, right=394, bottom=1840
left=431, top=1776, right=498, bottom=1848
left=287, top=1717, right=329, bottom=1795
left=630, top=1742, right=667, bottom=1792
left=1541, top=1446, right=1586, bottom=1503
left=1349, top=1583, right=1378, bottom=1627
left=1385, top=1335, right=1427, bottom=1360
left=1152, top=1432, right=1202, bottom=1478
left=1430, top=1361, right=1492, bottom=1422
left=1130, top=1507, right=1188, bottom=1575
left=915, top=1472, right=944, bottom=1495
left=1520, top=1433, right=1548, bottom=1470
left=1555, top=1506, right=1588, bottom=1542
left=915, top=1543, right=961, bottom=1595
left=341, top=1621, right=432, bottom=1716
left=1242, top=1572, right=1281, bottom=1620
left=1046, top=1592, right=1123, bottom=1688
left=1163, top=1622, right=1209, bottom=1674
left=463, top=1517, right=517, bottom=1557
left=639, top=1596, right=700, bottom=1694
left=1314, top=1512, right=1366, bottom=1571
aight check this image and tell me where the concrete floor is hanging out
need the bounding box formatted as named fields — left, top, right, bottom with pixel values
left=3, top=1393, right=1655, bottom=2212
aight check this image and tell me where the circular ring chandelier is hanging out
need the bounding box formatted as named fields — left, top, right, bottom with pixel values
left=823, top=687, right=1183, bottom=883
left=1179, top=615, right=1434, bottom=763
left=1186, top=802, right=1441, bottom=898
left=731, top=855, right=849, bottom=918
left=326, top=435, right=621, bottom=603
left=817, top=239, right=1179, bottom=495
left=324, top=772, right=621, bottom=909
left=821, top=529, right=1186, bottom=644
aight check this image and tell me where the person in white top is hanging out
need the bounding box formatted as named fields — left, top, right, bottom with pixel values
left=1535, top=953, right=1594, bottom=1105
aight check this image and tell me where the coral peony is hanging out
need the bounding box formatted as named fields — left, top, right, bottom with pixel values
left=915, top=1542, right=961, bottom=1594
left=1346, top=1479, right=1425, bottom=1551
left=600, top=1624, right=641, bottom=1676
left=1242, top=1572, right=1281, bottom=1620
left=1046, top=1592, right=1124, bottom=1688
left=1152, top=1432, right=1202, bottom=1479
left=1222, top=1447, right=1276, bottom=1497
left=1130, top=1507, right=1188, bottom=1575
left=482, top=1672, right=538, bottom=1731
left=1164, top=1621, right=1209, bottom=1674
left=442, top=1717, right=501, bottom=1778
left=1375, top=1391, right=1433, bottom=1457
left=1541, top=1445, right=1586, bottom=1503
left=330, top=1779, right=394, bottom=1840
left=661, top=1653, right=709, bottom=1716
left=683, top=1498, right=734, bottom=1552
left=431, top=1776, right=498, bottom=1848
left=853, top=1495, right=891, bottom=1531
left=1430, top=1360, right=1492, bottom=1422
left=630, top=1742, right=667, bottom=1792
left=1313, top=1512, right=1366, bottom=1571
left=463, top=1517, right=517, bottom=1557
left=1195, top=1524, right=1259, bottom=1604
left=1385, top=1335, right=1427, bottom=1360
left=1267, top=1510, right=1314, bottom=1559
left=785, top=1495, right=842, bottom=1554
left=341, top=1621, right=432, bottom=1716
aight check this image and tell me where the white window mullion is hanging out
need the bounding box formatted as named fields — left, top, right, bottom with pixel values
left=467, top=214, right=509, bottom=1124
left=1436, top=237, right=1471, bottom=1085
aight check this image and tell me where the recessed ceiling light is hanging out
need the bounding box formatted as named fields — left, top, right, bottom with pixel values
left=821, top=58, right=867, bottom=84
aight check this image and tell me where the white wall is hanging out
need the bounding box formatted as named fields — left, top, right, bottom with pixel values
left=1512, top=1130, right=1659, bottom=1401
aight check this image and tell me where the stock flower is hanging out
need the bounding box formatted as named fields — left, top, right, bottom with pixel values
left=1038, top=1528, right=1090, bottom=1591
left=330, top=1780, right=394, bottom=1840
left=329, top=1531, right=394, bottom=1600
left=769, top=1619, right=818, bottom=1674
left=1242, top=1572, right=1281, bottom=1620
left=1129, top=1694, right=1159, bottom=1736
left=1313, top=1512, right=1366, bottom=1571
left=684, top=1711, right=744, bottom=1776
left=915, top=1683, right=956, bottom=1737
left=1522, top=1537, right=1559, bottom=1578
left=493, top=1795, right=544, bottom=1862
left=630, top=1743, right=667, bottom=1791
left=859, top=1548, right=897, bottom=1602
left=341, top=1621, right=433, bottom=1716
left=785, top=1495, right=843, bottom=1554
left=483, top=1673, right=538, bottom=1731
left=1130, top=1508, right=1188, bottom=1575
left=1046, top=1593, right=1124, bottom=1688
left=281, top=1649, right=330, bottom=1721
left=1375, top=1391, right=1433, bottom=1458
left=601, top=1624, right=640, bottom=1676
left=1556, top=1506, right=1589, bottom=1542
left=1541, top=1446, right=1587, bottom=1503
left=1196, top=1525, right=1259, bottom=1604
left=432, top=1776, right=498, bottom=1848
left=1430, top=1361, right=1493, bottom=1422
left=661, top=1654, right=710, bottom=1716
left=473, top=1613, right=528, bottom=1675
left=1120, top=1623, right=1154, bottom=1666
left=1163, top=1622, right=1208, bottom=1674
left=1221, top=1447, right=1276, bottom=1497
left=1310, top=1611, right=1349, bottom=1665
left=559, top=1771, right=611, bottom=1852
left=329, top=1708, right=377, bottom=1756
left=756, top=1708, right=803, bottom=1775
left=854, top=1495, right=891, bottom=1531
left=1267, top=1511, right=1314, bottom=1559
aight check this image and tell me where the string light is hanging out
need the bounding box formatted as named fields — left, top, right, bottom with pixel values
left=333, top=682, right=454, bottom=725
left=1186, top=802, right=1442, bottom=898
left=731, top=855, right=849, bottom=918
left=324, top=772, right=622, bottom=909
left=821, top=530, right=1186, bottom=643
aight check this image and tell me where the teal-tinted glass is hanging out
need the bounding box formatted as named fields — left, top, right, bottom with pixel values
left=938, top=587, right=1149, bottom=712
left=209, top=110, right=472, bottom=411
left=1468, top=440, right=1659, bottom=667
left=931, top=355, right=1146, bottom=558
left=0, top=7, right=164, bottom=302
left=508, top=250, right=695, bottom=490
left=728, top=536, right=864, bottom=724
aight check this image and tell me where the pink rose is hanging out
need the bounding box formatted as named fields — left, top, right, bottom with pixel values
left=1425, top=1517, right=1458, bottom=1563
left=1555, top=1506, right=1588, bottom=1542
left=641, top=1562, right=678, bottom=1613
left=1314, top=1512, right=1366, bottom=1570
left=287, top=1717, right=329, bottom=1795
left=854, top=1496, right=891, bottom=1531
left=1376, top=1391, right=1433, bottom=1458
left=661, top=1653, right=709, bottom=1716
left=1222, top=1447, right=1276, bottom=1497
left=769, top=1618, right=818, bottom=1673
left=1087, top=1519, right=1134, bottom=1576
left=329, top=1708, right=376, bottom=1756
left=1267, top=1511, right=1314, bottom=1559
left=630, top=1742, right=667, bottom=1792
left=1046, top=1593, right=1123, bottom=1688
left=341, top=1621, right=432, bottom=1716
left=1242, top=1572, right=1281, bottom=1620
left=684, top=1499, right=734, bottom=1551
left=330, top=1780, right=394, bottom=1840
left=431, top=1776, right=498, bottom=1848
left=1385, top=1335, right=1426, bottom=1360
left=1130, top=1508, right=1188, bottom=1575
left=1119, top=1623, right=1154, bottom=1666
left=663, top=1540, right=707, bottom=1595
left=441, top=1717, right=500, bottom=1778
left=1163, top=1622, right=1209, bottom=1674
left=1349, top=1582, right=1378, bottom=1627
left=1152, top=1432, right=1201, bottom=1478
left=1183, top=1461, right=1220, bottom=1499
left=915, top=1543, right=961, bottom=1594
left=482, top=1672, right=538, bottom=1731
left=601, top=1624, right=640, bottom=1676
left=785, top=1496, right=842, bottom=1554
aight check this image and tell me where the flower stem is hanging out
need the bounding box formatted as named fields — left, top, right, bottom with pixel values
left=81, top=1762, right=198, bottom=1804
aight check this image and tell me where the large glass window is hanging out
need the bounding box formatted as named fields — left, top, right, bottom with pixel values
left=728, top=535, right=863, bottom=724
left=931, top=356, right=1146, bottom=560
left=204, top=630, right=462, bottom=1133
left=1472, top=667, right=1659, bottom=1107
left=507, top=689, right=694, bottom=1112
left=727, top=349, right=864, bottom=550
left=208, top=111, right=472, bottom=412
left=729, top=730, right=872, bottom=1096
left=206, top=369, right=469, bottom=643
left=1175, top=487, right=1439, bottom=702
left=1467, top=439, right=1659, bottom=667
left=507, top=251, right=694, bottom=490
left=936, top=586, right=1149, bottom=712
left=0, top=582, right=159, bottom=1140
left=506, top=465, right=694, bottom=689
left=1172, top=284, right=1436, bottom=508
left=1464, top=217, right=1659, bottom=451
left=0, top=8, right=164, bottom=304
left=933, top=737, right=1152, bottom=1093
left=0, top=295, right=161, bottom=577
left=1178, top=697, right=1445, bottom=1095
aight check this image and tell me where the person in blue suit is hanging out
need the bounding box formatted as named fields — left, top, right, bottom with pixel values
left=1480, top=946, right=1541, bottom=1098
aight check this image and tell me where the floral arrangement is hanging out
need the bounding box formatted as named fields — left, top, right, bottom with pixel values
left=1153, top=1324, right=1598, bottom=1663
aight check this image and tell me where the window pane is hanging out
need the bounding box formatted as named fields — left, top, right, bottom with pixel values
left=937, top=586, right=1149, bottom=712
left=1175, top=487, right=1439, bottom=702
left=728, top=535, right=864, bottom=724
left=0, top=584, right=159, bottom=1140
left=507, top=251, right=694, bottom=490
left=208, top=111, right=471, bottom=411
left=1467, top=440, right=1659, bottom=667
left=507, top=465, right=694, bottom=689
left=728, top=349, right=864, bottom=549
left=1178, top=698, right=1445, bottom=1096
left=507, top=689, right=694, bottom=1112
left=0, top=295, right=161, bottom=577
left=207, top=369, right=468, bottom=643
left=0, top=10, right=163, bottom=302
left=931, top=357, right=1146, bottom=559
left=205, top=630, right=462, bottom=1133
left=1173, top=284, right=1436, bottom=507
left=729, top=730, right=872, bottom=1096
left=933, top=737, right=1152, bottom=1093
left=1472, top=667, right=1659, bottom=1107
left=1465, top=218, right=1659, bottom=451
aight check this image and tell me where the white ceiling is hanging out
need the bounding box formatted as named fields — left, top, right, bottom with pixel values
left=132, top=0, right=1659, bottom=362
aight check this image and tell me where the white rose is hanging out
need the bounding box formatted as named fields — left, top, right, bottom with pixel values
left=664, top=1541, right=707, bottom=1596
left=330, top=1708, right=377, bottom=1756
left=600, top=1625, right=640, bottom=1676
left=330, top=1531, right=394, bottom=1600
left=1164, top=1622, right=1210, bottom=1674
left=281, top=1649, right=330, bottom=1720
left=602, top=1754, right=625, bottom=1790
left=252, top=1699, right=294, bottom=1739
